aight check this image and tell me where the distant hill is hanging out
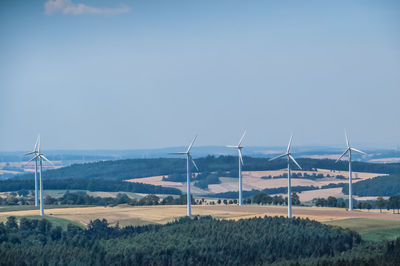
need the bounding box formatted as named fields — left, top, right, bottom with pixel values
left=2, top=147, right=399, bottom=181
left=343, top=174, right=400, bottom=197
left=0, top=156, right=398, bottom=196
left=2, top=146, right=399, bottom=162
left=13, top=156, right=400, bottom=182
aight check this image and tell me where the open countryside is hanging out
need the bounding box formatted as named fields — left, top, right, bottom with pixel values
left=2, top=0, right=400, bottom=265
left=1, top=204, right=400, bottom=241
left=126, top=168, right=385, bottom=199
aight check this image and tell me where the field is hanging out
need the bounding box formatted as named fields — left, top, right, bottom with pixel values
left=1, top=204, right=400, bottom=241
left=126, top=169, right=386, bottom=201
left=326, top=218, right=400, bottom=242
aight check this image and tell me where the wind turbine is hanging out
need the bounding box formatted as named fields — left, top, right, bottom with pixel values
left=24, top=135, right=40, bottom=206
left=269, top=134, right=302, bottom=218
left=227, top=131, right=246, bottom=206
left=336, top=130, right=366, bottom=211
left=170, top=135, right=199, bottom=217
left=27, top=139, right=54, bottom=216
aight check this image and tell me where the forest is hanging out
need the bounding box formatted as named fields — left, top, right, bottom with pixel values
left=0, top=178, right=181, bottom=195
left=14, top=156, right=400, bottom=182
left=342, top=174, right=400, bottom=196
left=0, top=215, right=358, bottom=265
left=0, top=215, right=399, bottom=265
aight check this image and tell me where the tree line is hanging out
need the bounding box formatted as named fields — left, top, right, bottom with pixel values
left=205, top=183, right=344, bottom=199
left=244, top=191, right=301, bottom=206
left=0, top=178, right=181, bottom=195
left=0, top=191, right=195, bottom=207
left=375, top=195, right=400, bottom=213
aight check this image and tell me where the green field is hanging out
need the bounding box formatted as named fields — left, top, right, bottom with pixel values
left=325, top=218, right=400, bottom=242
left=2, top=215, right=83, bottom=230
left=21, top=215, right=83, bottom=229
left=2, top=204, right=400, bottom=243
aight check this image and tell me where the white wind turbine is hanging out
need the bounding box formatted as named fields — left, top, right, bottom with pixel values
left=170, top=135, right=199, bottom=217
left=27, top=138, right=54, bottom=216
left=227, top=131, right=246, bottom=206
left=336, top=130, right=366, bottom=211
left=269, top=134, right=302, bottom=218
left=24, top=135, right=40, bottom=206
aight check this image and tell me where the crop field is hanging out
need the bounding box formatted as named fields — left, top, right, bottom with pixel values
left=325, top=218, right=400, bottom=242
left=1, top=204, right=399, bottom=241
left=126, top=169, right=386, bottom=201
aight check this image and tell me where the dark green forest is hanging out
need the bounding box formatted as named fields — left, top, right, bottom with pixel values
left=15, top=156, right=400, bottom=182
left=0, top=215, right=360, bottom=265
left=343, top=174, right=400, bottom=197
left=1, top=215, right=399, bottom=266
left=0, top=178, right=181, bottom=195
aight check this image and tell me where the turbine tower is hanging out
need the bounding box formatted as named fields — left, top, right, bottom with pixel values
left=24, top=135, right=40, bottom=206
left=269, top=134, right=302, bottom=218
left=336, top=130, right=366, bottom=211
left=27, top=140, right=54, bottom=216
left=227, top=131, right=246, bottom=205
left=170, top=135, right=199, bottom=217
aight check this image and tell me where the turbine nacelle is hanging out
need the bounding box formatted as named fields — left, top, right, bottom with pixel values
left=227, top=131, right=246, bottom=165
left=335, top=131, right=367, bottom=163
left=169, top=135, right=199, bottom=172
left=27, top=153, right=55, bottom=168
left=269, top=134, right=302, bottom=170
left=24, top=135, right=40, bottom=157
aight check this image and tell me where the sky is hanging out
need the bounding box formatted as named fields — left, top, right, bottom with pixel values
left=0, top=0, right=399, bottom=151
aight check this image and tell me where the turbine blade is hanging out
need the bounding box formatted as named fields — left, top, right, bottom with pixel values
left=289, top=154, right=302, bottom=170
left=169, top=152, right=187, bottom=155
left=226, top=145, right=238, bottom=149
left=345, top=130, right=349, bottom=148
left=24, top=151, right=36, bottom=156
left=269, top=153, right=287, bottom=161
left=238, top=149, right=244, bottom=165
left=286, top=134, right=293, bottom=153
left=40, top=155, right=55, bottom=167
left=190, top=157, right=199, bottom=172
left=238, top=131, right=246, bottom=146
left=37, top=135, right=41, bottom=154
left=24, top=155, right=39, bottom=165
left=335, top=148, right=349, bottom=163
left=351, top=148, right=367, bottom=155
left=187, top=135, right=197, bottom=153
left=34, top=135, right=40, bottom=152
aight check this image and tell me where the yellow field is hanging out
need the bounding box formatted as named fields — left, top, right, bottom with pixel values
left=1, top=204, right=399, bottom=228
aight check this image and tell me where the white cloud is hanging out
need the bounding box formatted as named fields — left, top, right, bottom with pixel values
left=45, top=0, right=130, bottom=16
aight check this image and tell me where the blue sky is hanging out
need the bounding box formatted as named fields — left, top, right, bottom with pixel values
left=0, top=0, right=399, bottom=151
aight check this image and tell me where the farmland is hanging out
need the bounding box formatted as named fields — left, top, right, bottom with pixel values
left=126, top=168, right=386, bottom=201
left=2, top=204, right=400, bottom=241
